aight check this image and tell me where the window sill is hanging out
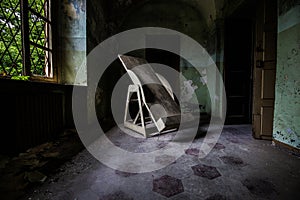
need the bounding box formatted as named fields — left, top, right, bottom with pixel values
left=0, top=75, right=58, bottom=84
left=30, top=75, right=58, bottom=83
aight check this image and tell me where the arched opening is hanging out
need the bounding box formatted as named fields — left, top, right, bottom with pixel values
left=119, top=0, right=211, bottom=115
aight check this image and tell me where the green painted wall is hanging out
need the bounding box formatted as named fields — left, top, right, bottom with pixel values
left=180, top=65, right=210, bottom=113
left=273, top=2, right=300, bottom=149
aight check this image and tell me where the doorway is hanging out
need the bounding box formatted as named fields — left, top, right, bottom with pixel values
left=224, top=18, right=254, bottom=124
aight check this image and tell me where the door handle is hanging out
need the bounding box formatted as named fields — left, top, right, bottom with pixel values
left=256, top=60, right=264, bottom=68
left=256, top=46, right=264, bottom=52
left=256, top=43, right=264, bottom=52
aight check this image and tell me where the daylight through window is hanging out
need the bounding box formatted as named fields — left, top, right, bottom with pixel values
left=0, top=0, right=52, bottom=79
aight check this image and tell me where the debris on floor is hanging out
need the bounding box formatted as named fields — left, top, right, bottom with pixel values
left=24, top=171, right=47, bottom=183
left=2, top=125, right=300, bottom=200
left=0, top=129, right=83, bottom=200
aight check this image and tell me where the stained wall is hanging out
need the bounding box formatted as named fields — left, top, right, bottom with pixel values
left=119, top=0, right=213, bottom=114
left=90, top=0, right=247, bottom=123
left=59, top=0, right=87, bottom=85
left=273, top=0, right=300, bottom=149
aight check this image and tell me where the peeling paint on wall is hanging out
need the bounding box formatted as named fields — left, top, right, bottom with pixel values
left=273, top=1, right=300, bottom=149
left=59, top=0, right=87, bottom=85
left=180, top=67, right=209, bottom=113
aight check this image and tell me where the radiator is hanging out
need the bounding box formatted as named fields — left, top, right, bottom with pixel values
left=1, top=92, right=64, bottom=154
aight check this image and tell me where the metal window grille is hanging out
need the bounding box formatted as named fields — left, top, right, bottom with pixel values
left=0, top=0, right=52, bottom=78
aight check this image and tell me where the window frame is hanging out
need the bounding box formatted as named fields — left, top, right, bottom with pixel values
left=0, top=0, right=57, bottom=82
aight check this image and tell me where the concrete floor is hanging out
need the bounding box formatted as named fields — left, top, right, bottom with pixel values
left=24, top=125, right=300, bottom=200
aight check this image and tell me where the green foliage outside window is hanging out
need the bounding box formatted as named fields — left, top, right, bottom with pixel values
left=0, top=0, right=51, bottom=79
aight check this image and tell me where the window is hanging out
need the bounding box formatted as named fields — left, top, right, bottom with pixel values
left=0, top=0, right=52, bottom=79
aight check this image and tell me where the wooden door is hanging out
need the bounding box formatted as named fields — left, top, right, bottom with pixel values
left=252, top=0, right=277, bottom=139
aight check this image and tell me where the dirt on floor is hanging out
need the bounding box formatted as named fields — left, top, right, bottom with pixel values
left=0, top=129, right=84, bottom=200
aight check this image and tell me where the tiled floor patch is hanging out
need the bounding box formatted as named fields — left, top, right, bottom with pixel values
left=220, top=156, right=246, bottom=166
left=213, top=143, right=226, bottom=150
left=152, top=175, right=184, bottom=197
left=185, top=148, right=200, bottom=156
left=191, top=164, right=221, bottom=180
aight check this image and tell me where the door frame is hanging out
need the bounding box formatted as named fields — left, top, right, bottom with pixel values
left=252, top=0, right=277, bottom=140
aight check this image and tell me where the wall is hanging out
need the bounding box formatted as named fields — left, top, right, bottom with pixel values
left=88, top=0, right=249, bottom=123
left=119, top=0, right=212, bottom=113
left=273, top=0, right=300, bottom=149
left=86, top=1, right=117, bottom=129
left=87, top=0, right=107, bottom=53
left=59, top=0, right=87, bottom=85
left=85, top=0, right=249, bottom=129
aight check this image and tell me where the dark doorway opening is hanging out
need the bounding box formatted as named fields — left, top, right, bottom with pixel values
left=224, top=18, right=254, bottom=124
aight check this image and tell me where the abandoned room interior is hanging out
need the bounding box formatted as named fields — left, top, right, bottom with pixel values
left=0, top=0, right=299, bottom=199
